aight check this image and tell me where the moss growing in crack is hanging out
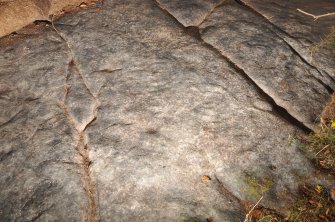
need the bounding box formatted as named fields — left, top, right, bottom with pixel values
left=242, top=175, right=274, bottom=200
left=249, top=95, right=335, bottom=221
left=246, top=184, right=335, bottom=221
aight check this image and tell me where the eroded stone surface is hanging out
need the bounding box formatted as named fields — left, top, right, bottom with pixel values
left=156, top=0, right=225, bottom=27
left=198, top=0, right=333, bottom=130
left=1, top=0, right=335, bottom=221
left=158, top=0, right=334, bottom=129
left=0, top=30, right=90, bottom=221
left=240, top=0, right=335, bottom=86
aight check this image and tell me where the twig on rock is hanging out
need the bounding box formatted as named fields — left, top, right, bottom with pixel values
left=297, top=9, right=335, bottom=20
left=244, top=196, right=264, bottom=222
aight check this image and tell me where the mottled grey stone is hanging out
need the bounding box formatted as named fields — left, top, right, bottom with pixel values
left=197, top=0, right=333, bottom=129
left=1, top=0, right=334, bottom=221
left=56, top=0, right=322, bottom=219
left=240, top=0, right=335, bottom=87
left=0, top=31, right=89, bottom=221
left=156, top=0, right=225, bottom=27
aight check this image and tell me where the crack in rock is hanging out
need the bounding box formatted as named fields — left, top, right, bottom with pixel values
left=273, top=34, right=334, bottom=94
left=154, top=0, right=312, bottom=132
left=234, top=0, right=335, bottom=89
left=156, top=0, right=227, bottom=27
left=52, top=23, right=99, bottom=222
left=201, top=1, right=332, bottom=130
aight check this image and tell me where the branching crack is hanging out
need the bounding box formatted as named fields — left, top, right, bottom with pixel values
left=51, top=18, right=99, bottom=222
left=197, top=1, right=227, bottom=27
left=154, top=0, right=311, bottom=132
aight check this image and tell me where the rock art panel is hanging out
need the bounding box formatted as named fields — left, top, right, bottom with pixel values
left=54, top=0, right=322, bottom=219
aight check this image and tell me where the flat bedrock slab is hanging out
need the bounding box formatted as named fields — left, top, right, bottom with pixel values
left=1, top=0, right=335, bottom=221
left=240, top=0, right=335, bottom=83
left=156, top=0, right=225, bottom=27
left=157, top=0, right=335, bottom=130
left=0, top=31, right=90, bottom=221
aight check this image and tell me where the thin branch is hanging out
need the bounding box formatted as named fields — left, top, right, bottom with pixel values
left=243, top=196, right=264, bottom=222
left=297, top=9, right=335, bottom=20
left=315, top=144, right=330, bottom=156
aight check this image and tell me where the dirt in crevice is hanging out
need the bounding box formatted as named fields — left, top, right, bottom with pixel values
left=61, top=64, right=99, bottom=222
left=189, top=25, right=312, bottom=133
left=76, top=135, right=98, bottom=222
left=54, top=22, right=99, bottom=220
left=153, top=1, right=312, bottom=132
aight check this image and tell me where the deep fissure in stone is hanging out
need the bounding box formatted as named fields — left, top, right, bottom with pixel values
left=234, top=0, right=335, bottom=87
left=154, top=1, right=312, bottom=132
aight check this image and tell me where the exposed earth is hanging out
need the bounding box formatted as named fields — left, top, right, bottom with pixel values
left=0, top=0, right=335, bottom=221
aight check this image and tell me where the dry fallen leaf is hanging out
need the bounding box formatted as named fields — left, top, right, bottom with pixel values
left=201, top=175, right=211, bottom=183
left=250, top=209, right=262, bottom=218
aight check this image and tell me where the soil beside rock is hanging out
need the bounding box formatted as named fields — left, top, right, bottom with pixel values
left=0, top=0, right=98, bottom=37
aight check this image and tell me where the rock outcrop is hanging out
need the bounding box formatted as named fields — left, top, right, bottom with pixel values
left=0, top=0, right=334, bottom=221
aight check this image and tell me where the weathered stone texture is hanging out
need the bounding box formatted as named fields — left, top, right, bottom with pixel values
left=240, top=0, right=335, bottom=86
left=0, top=0, right=334, bottom=221
left=0, top=31, right=90, bottom=221
left=198, top=0, right=332, bottom=130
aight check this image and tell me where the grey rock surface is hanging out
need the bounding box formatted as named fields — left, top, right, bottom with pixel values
left=0, top=0, right=335, bottom=221
left=240, top=0, right=335, bottom=84
left=158, top=0, right=334, bottom=130
left=156, top=0, right=225, bottom=27
left=198, top=0, right=332, bottom=130
left=0, top=30, right=90, bottom=221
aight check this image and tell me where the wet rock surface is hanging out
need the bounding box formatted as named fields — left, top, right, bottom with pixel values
left=0, top=0, right=334, bottom=221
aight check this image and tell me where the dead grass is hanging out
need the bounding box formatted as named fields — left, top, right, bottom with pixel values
left=247, top=95, right=335, bottom=221
left=286, top=184, right=335, bottom=222
left=244, top=206, right=283, bottom=222
left=307, top=94, right=335, bottom=173
left=310, top=26, right=335, bottom=54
